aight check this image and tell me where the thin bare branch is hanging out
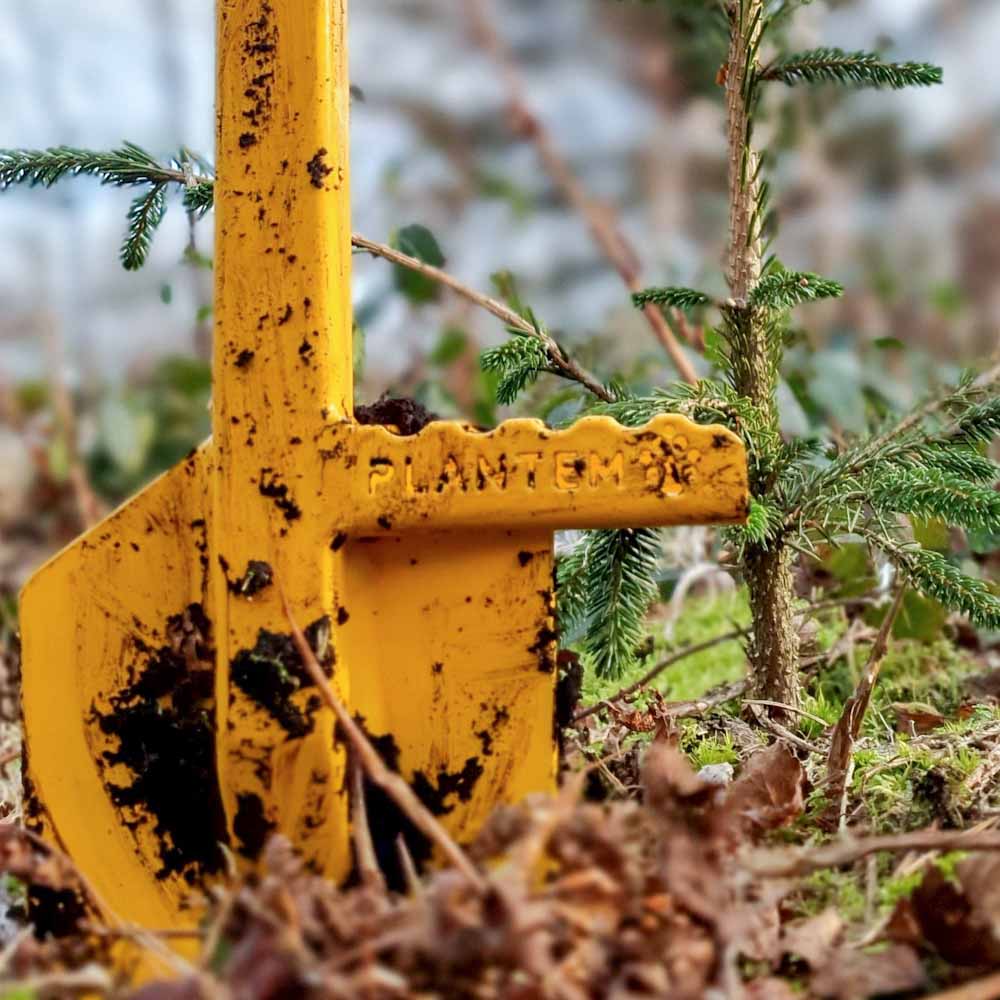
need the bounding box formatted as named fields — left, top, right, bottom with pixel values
left=278, top=583, right=487, bottom=891
left=351, top=754, right=386, bottom=893
left=747, top=828, right=1000, bottom=878
left=351, top=234, right=614, bottom=402
left=574, top=633, right=748, bottom=724
left=463, top=0, right=700, bottom=385
left=825, top=585, right=906, bottom=826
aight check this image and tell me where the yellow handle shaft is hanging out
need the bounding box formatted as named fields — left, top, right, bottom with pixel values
left=214, top=0, right=353, bottom=448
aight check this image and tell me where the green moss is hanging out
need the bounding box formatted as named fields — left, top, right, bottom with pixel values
left=683, top=729, right=740, bottom=770
left=582, top=590, right=751, bottom=706
left=798, top=689, right=844, bottom=740
left=794, top=868, right=867, bottom=922
left=932, top=851, right=968, bottom=885
left=879, top=869, right=925, bottom=909
left=875, top=639, right=980, bottom=716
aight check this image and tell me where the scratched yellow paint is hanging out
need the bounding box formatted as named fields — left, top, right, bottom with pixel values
left=18, top=0, right=749, bottom=960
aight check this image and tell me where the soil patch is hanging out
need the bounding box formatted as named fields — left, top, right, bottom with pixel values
left=355, top=395, right=439, bottom=436
left=231, top=617, right=334, bottom=738
left=95, top=604, right=229, bottom=884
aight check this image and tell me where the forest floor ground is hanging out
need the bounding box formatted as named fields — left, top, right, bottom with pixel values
left=1, top=571, right=1000, bottom=998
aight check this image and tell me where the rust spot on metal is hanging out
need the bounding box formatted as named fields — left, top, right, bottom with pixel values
left=306, top=147, right=333, bottom=189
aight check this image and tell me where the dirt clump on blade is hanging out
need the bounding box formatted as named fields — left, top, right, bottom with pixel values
left=354, top=395, right=439, bottom=436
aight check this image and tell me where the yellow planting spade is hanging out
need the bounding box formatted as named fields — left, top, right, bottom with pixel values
left=19, top=0, right=749, bottom=953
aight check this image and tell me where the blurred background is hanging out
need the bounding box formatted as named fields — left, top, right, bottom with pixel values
left=0, top=0, right=998, bottom=595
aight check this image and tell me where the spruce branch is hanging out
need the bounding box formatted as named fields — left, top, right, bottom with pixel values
left=890, top=544, right=1000, bottom=631
left=633, top=287, right=714, bottom=312
left=555, top=542, right=589, bottom=635
left=748, top=270, right=844, bottom=310
left=915, top=445, right=999, bottom=484
left=0, top=143, right=188, bottom=190
left=951, top=396, right=1000, bottom=448
left=182, top=181, right=215, bottom=218
left=480, top=333, right=551, bottom=405
left=578, top=528, right=662, bottom=681
left=739, top=496, right=785, bottom=548
left=788, top=363, right=1000, bottom=534
left=760, top=48, right=943, bottom=90
left=871, top=467, right=1000, bottom=534
left=587, top=379, right=755, bottom=436
left=121, top=184, right=167, bottom=271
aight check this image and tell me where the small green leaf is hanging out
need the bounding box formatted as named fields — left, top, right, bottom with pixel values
left=892, top=591, right=947, bottom=642
left=392, top=224, right=446, bottom=304
left=160, top=283, right=173, bottom=305
left=430, top=327, right=468, bottom=366
left=98, top=397, right=156, bottom=475
left=873, top=336, right=904, bottom=350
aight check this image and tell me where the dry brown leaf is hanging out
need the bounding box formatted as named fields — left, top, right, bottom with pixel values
left=780, top=908, right=844, bottom=969
left=884, top=897, right=925, bottom=950
left=891, top=702, right=946, bottom=735
left=725, top=743, right=805, bottom=836
left=810, top=943, right=926, bottom=999
left=745, top=977, right=801, bottom=1000
left=913, top=854, right=1000, bottom=966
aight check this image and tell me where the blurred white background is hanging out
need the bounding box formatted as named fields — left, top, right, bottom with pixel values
left=1, top=0, right=997, bottom=389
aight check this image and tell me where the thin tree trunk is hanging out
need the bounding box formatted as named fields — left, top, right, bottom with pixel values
left=744, top=547, right=800, bottom=706
left=724, top=0, right=802, bottom=710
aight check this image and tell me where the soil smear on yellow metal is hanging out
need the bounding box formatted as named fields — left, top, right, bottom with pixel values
left=230, top=617, right=334, bottom=739
left=94, top=604, right=230, bottom=885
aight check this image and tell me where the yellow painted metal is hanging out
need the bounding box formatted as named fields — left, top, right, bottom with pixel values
left=17, top=0, right=750, bottom=959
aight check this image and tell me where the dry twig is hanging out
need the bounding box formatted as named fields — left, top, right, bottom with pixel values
left=350, top=755, right=386, bottom=893
left=573, top=632, right=748, bottom=723
left=573, top=591, right=882, bottom=724
left=279, top=585, right=487, bottom=891
left=351, top=234, right=613, bottom=402
left=463, top=0, right=700, bottom=385
left=747, top=828, right=1000, bottom=878
left=825, top=586, right=907, bottom=826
